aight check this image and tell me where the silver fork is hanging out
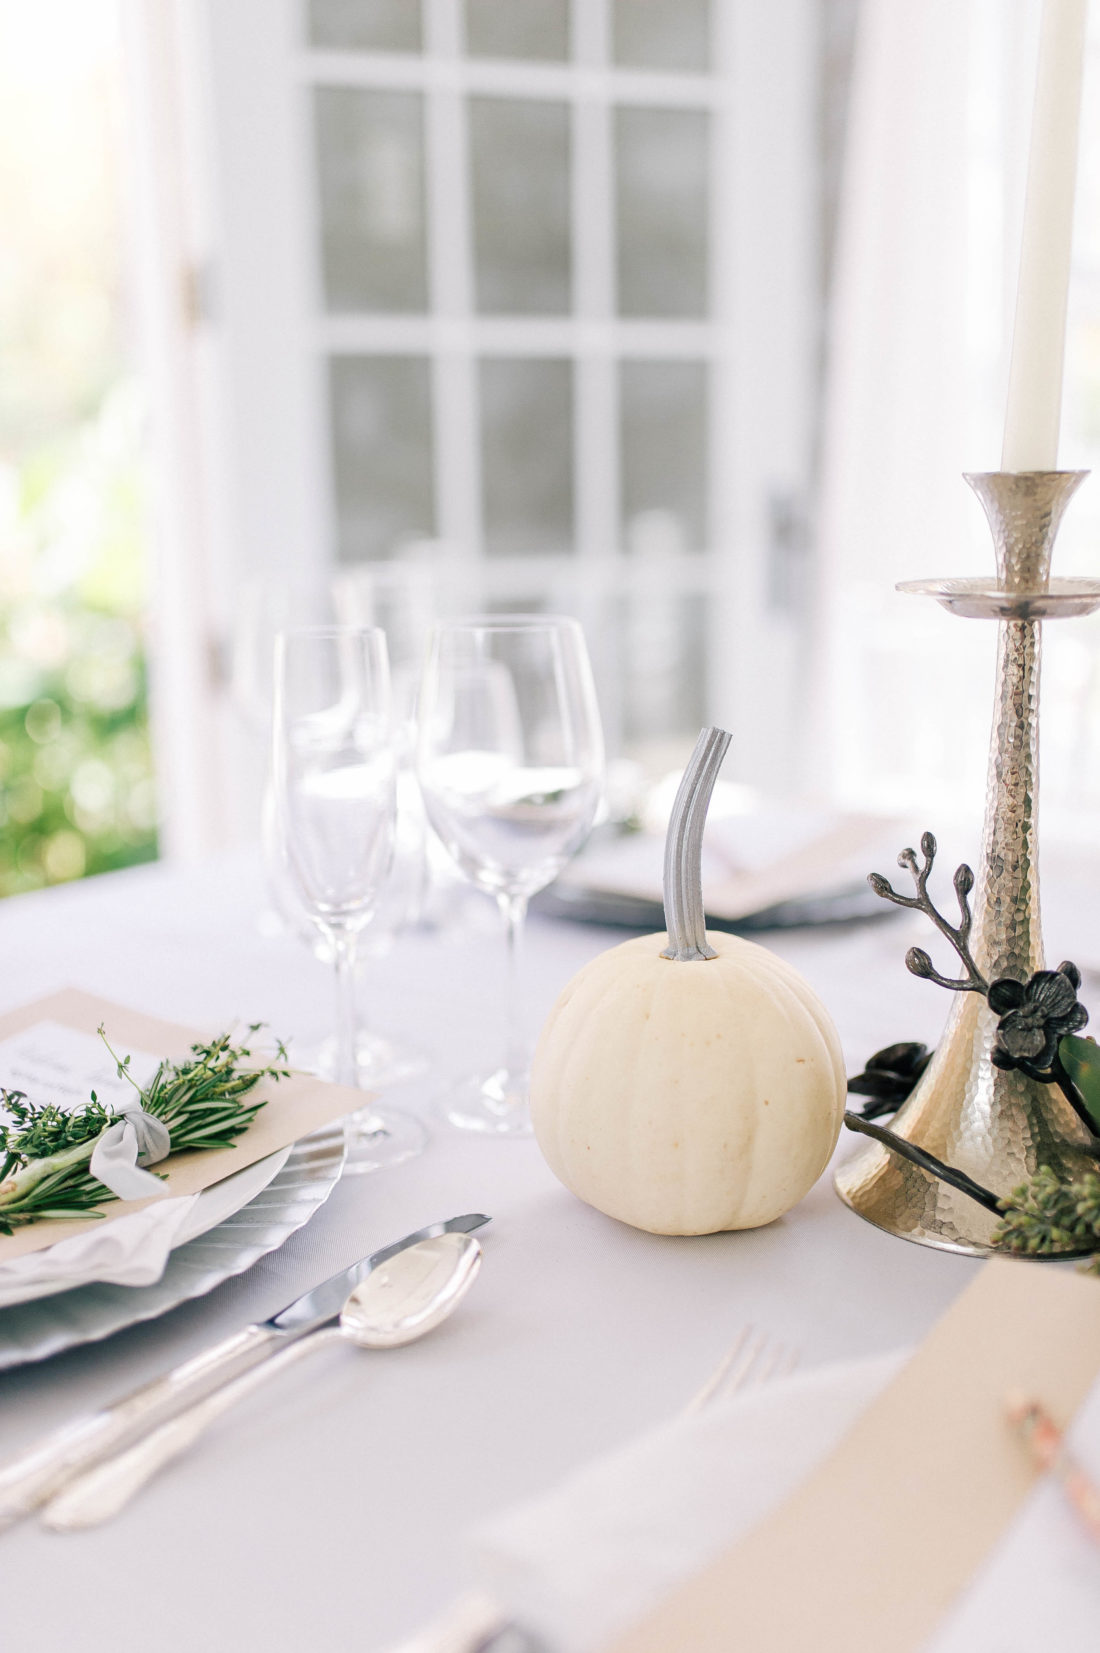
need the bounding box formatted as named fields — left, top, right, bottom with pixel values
left=387, top=1329, right=801, bottom=1653
left=682, top=1326, right=800, bottom=1416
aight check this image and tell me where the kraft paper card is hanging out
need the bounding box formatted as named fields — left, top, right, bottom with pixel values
left=608, top=1259, right=1100, bottom=1653
left=0, top=989, right=358, bottom=1263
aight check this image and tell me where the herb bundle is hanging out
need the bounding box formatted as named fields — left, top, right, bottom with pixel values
left=0, top=1025, right=289, bottom=1235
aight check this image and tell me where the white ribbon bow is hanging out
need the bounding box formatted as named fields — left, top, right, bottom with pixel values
left=89, top=1097, right=172, bottom=1200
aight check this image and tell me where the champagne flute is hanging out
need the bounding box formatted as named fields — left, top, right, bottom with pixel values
left=272, top=626, right=426, bottom=1171
left=259, top=562, right=437, bottom=1085
left=417, top=616, right=604, bottom=1134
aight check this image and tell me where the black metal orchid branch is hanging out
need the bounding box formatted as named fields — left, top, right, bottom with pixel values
left=843, top=1110, right=1004, bottom=1215
left=844, top=830, right=1100, bottom=1261
left=847, top=1042, right=932, bottom=1118
left=867, top=832, right=986, bottom=994
left=986, top=965, right=1095, bottom=1137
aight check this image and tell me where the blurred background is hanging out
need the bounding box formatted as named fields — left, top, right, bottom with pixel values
left=4, top=0, right=1100, bottom=898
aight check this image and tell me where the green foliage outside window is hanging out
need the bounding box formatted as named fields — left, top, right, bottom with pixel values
left=0, top=389, right=157, bottom=896
left=0, top=5, right=157, bottom=898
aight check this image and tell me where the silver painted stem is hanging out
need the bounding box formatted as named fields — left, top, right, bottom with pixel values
left=661, top=726, right=731, bottom=963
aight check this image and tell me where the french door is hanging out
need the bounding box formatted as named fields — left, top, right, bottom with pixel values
left=168, top=0, right=822, bottom=844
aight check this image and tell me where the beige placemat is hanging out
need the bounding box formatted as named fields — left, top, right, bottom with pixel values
left=609, top=1258, right=1100, bottom=1653
left=0, top=989, right=359, bottom=1262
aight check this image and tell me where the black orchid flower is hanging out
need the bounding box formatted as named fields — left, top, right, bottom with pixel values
left=847, top=1041, right=933, bottom=1117
left=989, top=961, right=1088, bottom=1075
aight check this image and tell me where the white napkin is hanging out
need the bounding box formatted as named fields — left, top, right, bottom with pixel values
left=0, top=1148, right=291, bottom=1308
left=469, top=1353, right=902, bottom=1653
left=0, top=1194, right=201, bottom=1306
left=469, top=1351, right=1100, bottom=1653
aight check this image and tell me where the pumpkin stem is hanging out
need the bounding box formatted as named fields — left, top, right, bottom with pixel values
left=661, top=726, right=732, bottom=962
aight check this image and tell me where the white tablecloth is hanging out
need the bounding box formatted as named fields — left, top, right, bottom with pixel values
left=0, top=847, right=1059, bottom=1652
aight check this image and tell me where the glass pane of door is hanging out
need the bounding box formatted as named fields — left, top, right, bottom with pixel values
left=620, top=360, right=709, bottom=551
left=615, top=107, right=710, bottom=318
left=329, top=356, right=435, bottom=560
left=314, top=88, right=427, bottom=312
left=470, top=98, right=571, bottom=314
left=612, top=0, right=711, bottom=72
left=308, top=0, right=422, bottom=52
left=617, top=589, right=708, bottom=746
left=480, top=358, right=573, bottom=556
left=466, top=0, right=569, bottom=61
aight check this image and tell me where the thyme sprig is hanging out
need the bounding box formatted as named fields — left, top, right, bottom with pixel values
left=0, top=1025, right=289, bottom=1235
left=0, top=1093, right=115, bottom=1183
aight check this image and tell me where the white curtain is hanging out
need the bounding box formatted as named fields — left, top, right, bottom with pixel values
left=816, top=0, right=1100, bottom=837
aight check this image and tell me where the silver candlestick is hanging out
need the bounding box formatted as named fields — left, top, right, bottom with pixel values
left=836, top=470, right=1100, bottom=1256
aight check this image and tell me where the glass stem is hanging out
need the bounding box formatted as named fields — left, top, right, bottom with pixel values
left=498, top=891, right=528, bottom=1084
left=331, top=924, right=360, bottom=1089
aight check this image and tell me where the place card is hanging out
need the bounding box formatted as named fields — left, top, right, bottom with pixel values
left=0, top=988, right=361, bottom=1264
left=0, top=1021, right=161, bottom=1123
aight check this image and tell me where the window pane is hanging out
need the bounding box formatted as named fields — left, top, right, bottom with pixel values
left=466, top=0, right=569, bottom=60
left=470, top=99, right=571, bottom=314
left=314, top=88, right=427, bottom=312
left=612, top=0, right=710, bottom=71
left=329, top=357, right=435, bottom=560
left=481, top=359, right=573, bottom=555
left=486, top=593, right=550, bottom=615
left=621, top=361, right=708, bottom=550
left=616, top=108, right=709, bottom=317
left=308, top=0, right=422, bottom=52
left=617, top=589, right=707, bottom=745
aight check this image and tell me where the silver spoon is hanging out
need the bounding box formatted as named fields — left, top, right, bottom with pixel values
left=42, top=1230, right=482, bottom=1531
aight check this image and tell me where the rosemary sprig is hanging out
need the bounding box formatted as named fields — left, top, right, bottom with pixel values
left=0, top=1025, right=289, bottom=1235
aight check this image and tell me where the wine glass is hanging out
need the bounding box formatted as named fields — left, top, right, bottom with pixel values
left=416, top=616, right=604, bottom=1134
left=272, top=626, right=426, bottom=1172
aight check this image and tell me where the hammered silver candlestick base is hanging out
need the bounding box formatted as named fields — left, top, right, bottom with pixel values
left=835, top=470, right=1100, bottom=1256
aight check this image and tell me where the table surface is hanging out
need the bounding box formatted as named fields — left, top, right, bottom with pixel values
left=3, top=847, right=1083, bottom=1653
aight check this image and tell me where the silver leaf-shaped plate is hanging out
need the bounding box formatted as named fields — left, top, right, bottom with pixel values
left=0, top=1123, right=346, bottom=1370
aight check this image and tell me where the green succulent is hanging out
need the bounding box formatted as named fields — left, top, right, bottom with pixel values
left=993, top=1164, right=1100, bottom=1268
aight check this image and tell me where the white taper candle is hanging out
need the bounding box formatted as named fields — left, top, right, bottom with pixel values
left=1001, top=0, right=1088, bottom=473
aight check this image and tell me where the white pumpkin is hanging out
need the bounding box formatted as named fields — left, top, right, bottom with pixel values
left=529, top=728, right=847, bottom=1236
left=530, top=931, right=846, bottom=1235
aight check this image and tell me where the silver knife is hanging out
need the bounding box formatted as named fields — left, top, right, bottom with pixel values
left=0, top=1212, right=490, bottom=1531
